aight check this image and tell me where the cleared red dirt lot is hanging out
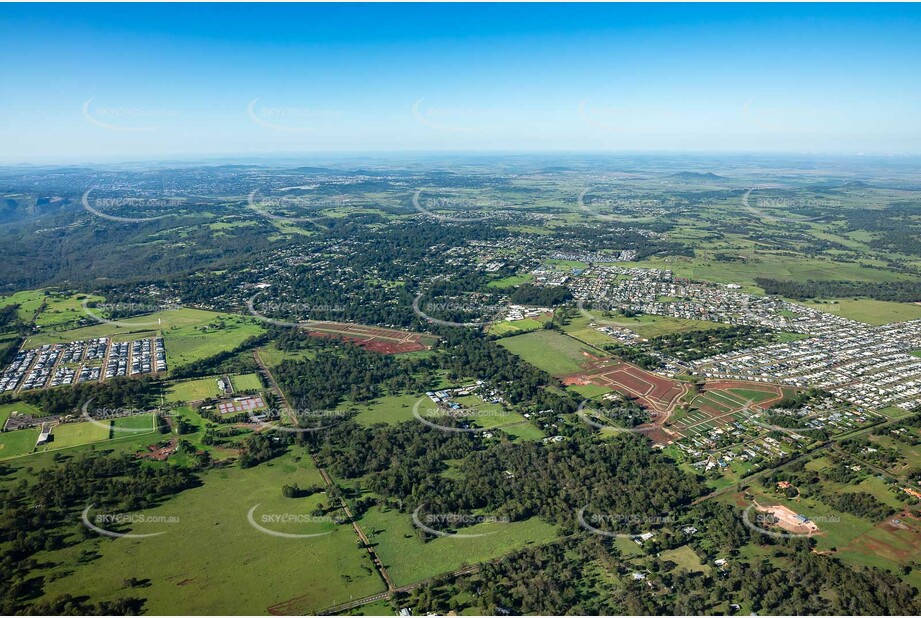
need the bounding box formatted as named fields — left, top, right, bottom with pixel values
left=302, top=321, right=436, bottom=354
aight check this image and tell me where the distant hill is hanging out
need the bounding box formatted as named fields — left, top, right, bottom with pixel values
left=288, top=166, right=337, bottom=174
left=668, top=171, right=726, bottom=180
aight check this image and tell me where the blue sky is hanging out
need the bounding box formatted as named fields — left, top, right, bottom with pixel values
left=1, top=3, right=919, bottom=162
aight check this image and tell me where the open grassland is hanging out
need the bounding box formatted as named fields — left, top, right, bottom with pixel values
left=564, top=313, right=725, bottom=342
left=26, top=308, right=264, bottom=370
left=34, top=292, right=106, bottom=329
left=350, top=393, right=422, bottom=426
left=0, top=289, right=47, bottom=321
left=621, top=252, right=909, bottom=293
left=567, top=383, right=613, bottom=399
left=358, top=504, right=558, bottom=587
left=499, top=330, right=601, bottom=376
left=1, top=289, right=107, bottom=329
left=659, top=545, right=710, bottom=574
left=794, top=298, right=921, bottom=325
left=256, top=342, right=315, bottom=367
left=501, top=422, right=546, bottom=441
left=39, top=452, right=384, bottom=615
left=839, top=476, right=906, bottom=510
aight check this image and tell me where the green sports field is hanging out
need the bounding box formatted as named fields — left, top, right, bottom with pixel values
left=487, top=318, right=542, bottom=336
left=39, top=421, right=111, bottom=451
left=230, top=372, right=263, bottom=392
left=164, top=376, right=224, bottom=403
left=0, top=428, right=39, bottom=459
left=111, top=413, right=158, bottom=434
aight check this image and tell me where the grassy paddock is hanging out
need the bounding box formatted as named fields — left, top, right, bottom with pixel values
left=39, top=452, right=384, bottom=615
left=499, top=330, right=600, bottom=375
left=358, top=504, right=558, bottom=587
left=794, top=298, right=921, bottom=325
